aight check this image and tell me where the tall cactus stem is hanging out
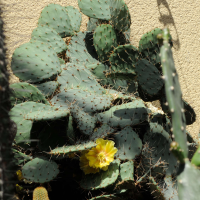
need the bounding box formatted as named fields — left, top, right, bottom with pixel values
left=0, top=5, right=17, bottom=200
left=160, top=28, right=188, bottom=159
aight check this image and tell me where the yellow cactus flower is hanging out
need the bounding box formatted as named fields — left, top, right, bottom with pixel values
left=86, top=138, right=118, bottom=169
left=79, top=150, right=100, bottom=175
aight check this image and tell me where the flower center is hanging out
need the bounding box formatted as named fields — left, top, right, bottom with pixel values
left=98, top=152, right=106, bottom=163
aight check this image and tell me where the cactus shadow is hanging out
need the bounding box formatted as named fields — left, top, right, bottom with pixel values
left=85, top=32, right=99, bottom=60
left=157, top=0, right=180, bottom=50
left=113, top=107, right=148, bottom=120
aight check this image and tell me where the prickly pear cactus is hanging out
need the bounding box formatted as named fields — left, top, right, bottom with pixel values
left=9, top=2, right=197, bottom=200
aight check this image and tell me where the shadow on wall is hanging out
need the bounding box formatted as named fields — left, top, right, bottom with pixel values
left=157, top=0, right=180, bottom=50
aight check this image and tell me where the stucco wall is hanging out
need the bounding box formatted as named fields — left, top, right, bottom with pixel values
left=1, top=0, right=200, bottom=138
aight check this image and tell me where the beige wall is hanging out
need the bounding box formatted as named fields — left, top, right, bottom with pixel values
left=1, top=0, right=200, bottom=138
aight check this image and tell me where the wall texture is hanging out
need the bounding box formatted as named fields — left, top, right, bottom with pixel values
left=1, top=0, right=200, bottom=138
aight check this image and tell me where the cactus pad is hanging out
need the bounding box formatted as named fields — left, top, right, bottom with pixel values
left=66, top=31, right=98, bottom=65
left=78, top=0, right=111, bottom=20
left=109, top=44, right=139, bottom=79
left=11, top=41, right=61, bottom=83
left=70, top=104, right=97, bottom=135
left=31, top=25, right=67, bottom=53
left=135, top=59, right=163, bottom=97
left=116, top=160, right=134, bottom=189
left=97, top=101, right=148, bottom=128
left=34, top=81, right=59, bottom=98
left=38, top=4, right=81, bottom=37
left=142, top=122, right=179, bottom=176
left=90, top=124, right=115, bottom=141
left=93, top=24, right=118, bottom=62
left=10, top=82, right=49, bottom=106
left=115, top=126, right=142, bottom=160
left=110, top=0, right=131, bottom=32
left=80, top=159, right=120, bottom=190
left=22, top=157, right=59, bottom=183
left=50, top=140, right=96, bottom=158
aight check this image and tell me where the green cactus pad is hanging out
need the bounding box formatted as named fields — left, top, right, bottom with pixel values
left=34, top=81, right=59, bottom=98
left=97, top=101, right=148, bottom=128
left=119, top=160, right=134, bottom=180
left=149, top=175, right=178, bottom=200
left=66, top=31, right=99, bottom=65
left=65, top=6, right=82, bottom=33
left=161, top=28, right=188, bottom=158
left=50, top=140, right=96, bottom=158
left=51, top=89, right=112, bottom=112
left=12, top=149, right=33, bottom=165
left=70, top=104, right=97, bottom=136
left=30, top=25, right=68, bottom=54
left=57, top=63, right=105, bottom=94
left=50, top=93, right=69, bottom=109
left=90, top=124, right=115, bottom=141
left=87, top=62, right=109, bottom=80
left=108, top=44, right=139, bottom=79
left=142, top=122, right=178, bottom=176
left=38, top=4, right=81, bottom=37
left=78, top=0, right=111, bottom=20
left=12, top=101, right=69, bottom=121
left=139, top=28, right=163, bottom=50
left=22, top=157, right=59, bottom=183
left=110, top=0, right=131, bottom=32
left=11, top=41, right=61, bottom=83
left=178, top=161, right=200, bottom=200
left=93, top=24, right=118, bottom=62
left=139, top=28, right=172, bottom=68
left=87, top=18, right=100, bottom=32
left=80, top=159, right=120, bottom=190
left=116, top=160, right=134, bottom=189
left=20, top=102, right=69, bottom=121
left=87, top=63, right=130, bottom=91
left=135, top=59, right=163, bottom=97
left=10, top=105, right=33, bottom=147
left=10, top=82, right=49, bottom=106
left=115, top=126, right=142, bottom=160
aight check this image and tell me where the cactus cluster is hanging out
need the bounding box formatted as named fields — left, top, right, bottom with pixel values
left=6, top=1, right=198, bottom=200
